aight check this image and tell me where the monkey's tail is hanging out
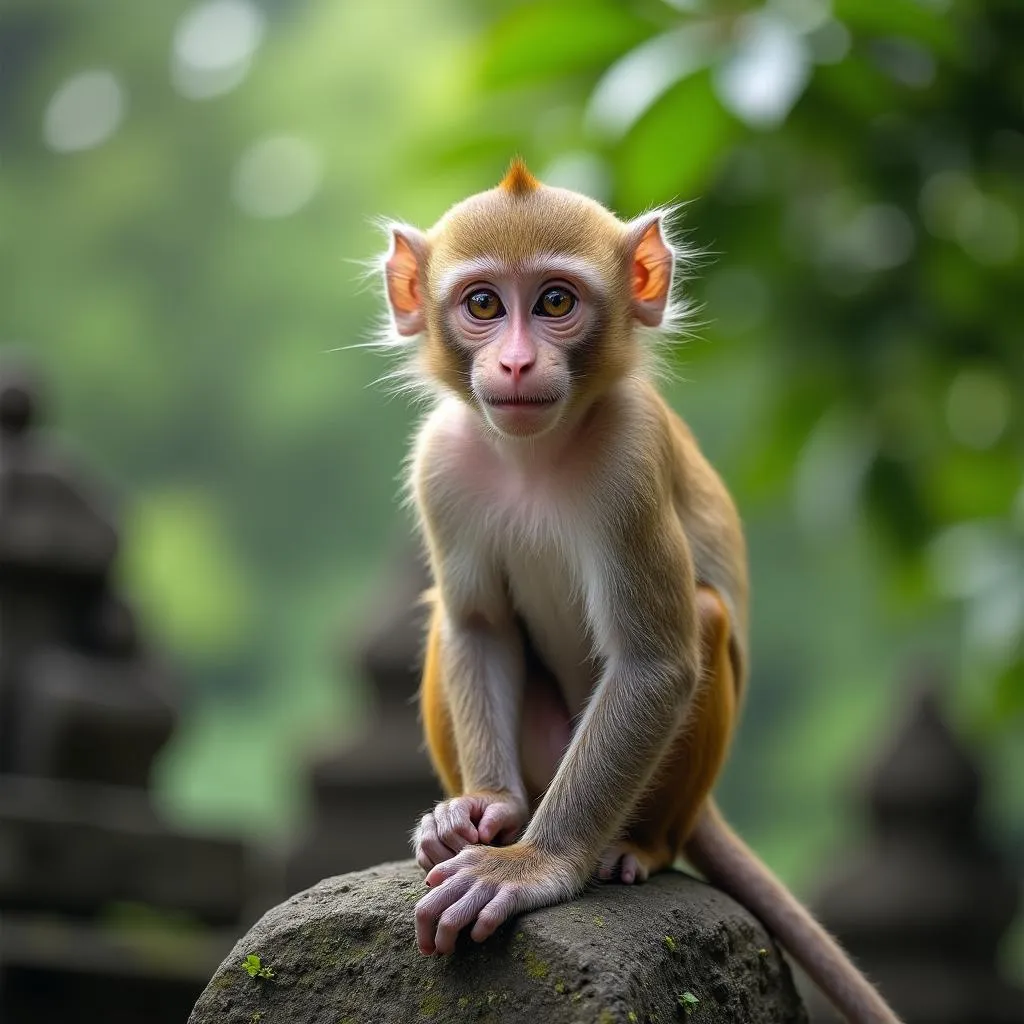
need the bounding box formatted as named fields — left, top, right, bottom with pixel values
left=684, top=801, right=901, bottom=1024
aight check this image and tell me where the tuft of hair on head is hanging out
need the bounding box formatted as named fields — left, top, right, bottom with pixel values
left=499, top=157, right=541, bottom=197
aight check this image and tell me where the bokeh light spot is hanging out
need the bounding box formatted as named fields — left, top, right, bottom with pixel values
left=808, top=19, right=851, bottom=65
left=43, top=70, right=125, bottom=153
left=945, top=369, right=1011, bottom=450
left=540, top=152, right=611, bottom=202
left=232, top=135, right=322, bottom=219
left=825, top=203, right=915, bottom=272
left=585, top=25, right=714, bottom=140
left=172, top=0, right=265, bottom=100
left=714, top=13, right=810, bottom=129
left=870, top=38, right=936, bottom=90
left=919, top=171, right=1018, bottom=263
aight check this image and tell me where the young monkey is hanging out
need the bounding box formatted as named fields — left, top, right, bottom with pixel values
left=381, top=160, right=899, bottom=1024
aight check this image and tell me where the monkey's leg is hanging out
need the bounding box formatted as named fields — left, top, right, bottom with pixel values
left=597, top=585, right=737, bottom=883
left=519, top=633, right=572, bottom=808
left=420, top=600, right=462, bottom=797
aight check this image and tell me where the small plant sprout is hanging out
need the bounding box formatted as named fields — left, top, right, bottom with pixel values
left=242, top=953, right=275, bottom=979
left=678, top=991, right=700, bottom=1014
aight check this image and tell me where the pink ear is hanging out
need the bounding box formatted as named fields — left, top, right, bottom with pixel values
left=385, top=227, right=427, bottom=336
left=629, top=216, right=673, bottom=327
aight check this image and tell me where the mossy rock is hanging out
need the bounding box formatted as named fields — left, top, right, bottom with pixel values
left=189, top=860, right=807, bottom=1024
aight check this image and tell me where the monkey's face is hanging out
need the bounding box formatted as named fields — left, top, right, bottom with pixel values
left=441, top=264, right=603, bottom=439
left=383, top=162, right=676, bottom=438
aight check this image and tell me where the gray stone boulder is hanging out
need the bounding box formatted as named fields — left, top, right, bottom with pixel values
left=189, top=861, right=807, bottom=1024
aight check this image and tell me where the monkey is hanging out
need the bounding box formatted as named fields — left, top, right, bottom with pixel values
left=379, top=159, right=900, bottom=1024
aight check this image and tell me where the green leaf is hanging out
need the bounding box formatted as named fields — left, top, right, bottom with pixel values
left=991, top=658, right=1024, bottom=725
left=616, top=70, right=740, bottom=210
left=242, top=954, right=262, bottom=978
left=833, top=0, right=959, bottom=58
left=679, top=990, right=700, bottom=1013
left=480, top=0, right=654, bottom=88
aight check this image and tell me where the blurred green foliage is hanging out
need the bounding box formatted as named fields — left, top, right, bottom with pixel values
left=2, top=0, right=1021, bottom=948
left=415, top=0, right=1024, bottom=865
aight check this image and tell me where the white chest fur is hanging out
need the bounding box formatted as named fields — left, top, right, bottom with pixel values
left=415, top=398, right=604, bottom=712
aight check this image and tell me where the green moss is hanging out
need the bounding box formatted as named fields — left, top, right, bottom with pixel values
left=597, top=1010, right=616, bottom=1024
left=523, top=950, right=549, bottom=979
left=663, top=935, right=677, bottom=952
left=211, top=970, right=236, bottom=991
left=457, top=996, right=470, bottom=1009
left=628, top=1012, right=638, bottom=1022
left=419, top=991, right=443, bottom=1017
left=554, top=978, right=566, bottom=994
left=592, top=915, right=605, bottom=928
left=343, top=928, right=389, bottom=967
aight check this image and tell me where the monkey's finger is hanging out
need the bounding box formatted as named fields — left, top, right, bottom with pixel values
left=435, top=800, right=478, bottom=850
left=620, top=854, right=639, bottom=885
left=415, top=873, right=476, bottom=955
left=476, top=803, right=518, bottom=844
left=417, top=814, right=457, bottom=870
left=432, top=883, right=491, bottom=956
left=469, top=888, right=519, bottom=943
left=424, top=853, right=468, bottom=888
left=595, top=845, right=627, bottom=882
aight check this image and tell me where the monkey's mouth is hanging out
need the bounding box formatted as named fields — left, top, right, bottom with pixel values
left=484, top=395, right=561, bottom=408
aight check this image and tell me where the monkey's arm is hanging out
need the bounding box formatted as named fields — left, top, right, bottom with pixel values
left=415, top=505, right=700, bottom=954
left=523, top=518, right=700, bottom=861
left=414, top=598, right=531, bottom=871
left=412, top=455, right=531, bottom=872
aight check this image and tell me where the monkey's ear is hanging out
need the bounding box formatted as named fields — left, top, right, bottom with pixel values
left=384, top=226, right=428, bottom=336
left=627, top=215, right=674, bottom=327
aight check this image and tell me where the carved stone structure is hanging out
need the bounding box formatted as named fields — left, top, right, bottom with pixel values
left=0, top=360, right=256, bottom=1023
left=806, top=681, right=1023, bottom=1023
left=286, top=546, right=439, bottom=892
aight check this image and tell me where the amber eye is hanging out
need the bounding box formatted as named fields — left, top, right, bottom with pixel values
left=466, top=290, right=504, bottom=320
left=535, top=287, right=576, bottom=318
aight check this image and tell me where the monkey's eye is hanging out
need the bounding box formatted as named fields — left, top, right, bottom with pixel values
left=534, top=287, right=576, bottom=318
left=466, top=290, right=505, bottom=320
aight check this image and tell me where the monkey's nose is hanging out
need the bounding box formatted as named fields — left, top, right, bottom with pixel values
left=499, top=354, right=535, bottom=383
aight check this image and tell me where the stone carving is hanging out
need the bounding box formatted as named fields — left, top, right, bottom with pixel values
left=286, top=545, right=440, bottom=891
left=0, top=358, right=253, bottom=1024
left=806, top=679, right=1023, bottom=1023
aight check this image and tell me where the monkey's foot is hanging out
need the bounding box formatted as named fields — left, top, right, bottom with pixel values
left=595, top=841, right=666, bottom=885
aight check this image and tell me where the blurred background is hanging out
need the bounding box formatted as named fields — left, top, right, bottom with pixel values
left=1, top=0, right=1021, bottom=1020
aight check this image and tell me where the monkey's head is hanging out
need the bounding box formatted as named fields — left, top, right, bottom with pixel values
left=382, top=159, right=678, bottom=439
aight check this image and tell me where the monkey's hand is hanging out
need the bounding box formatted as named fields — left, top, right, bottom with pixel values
left=415, top=841, right=580, bottom=955
left=413, top=791, right=529, bottom=871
